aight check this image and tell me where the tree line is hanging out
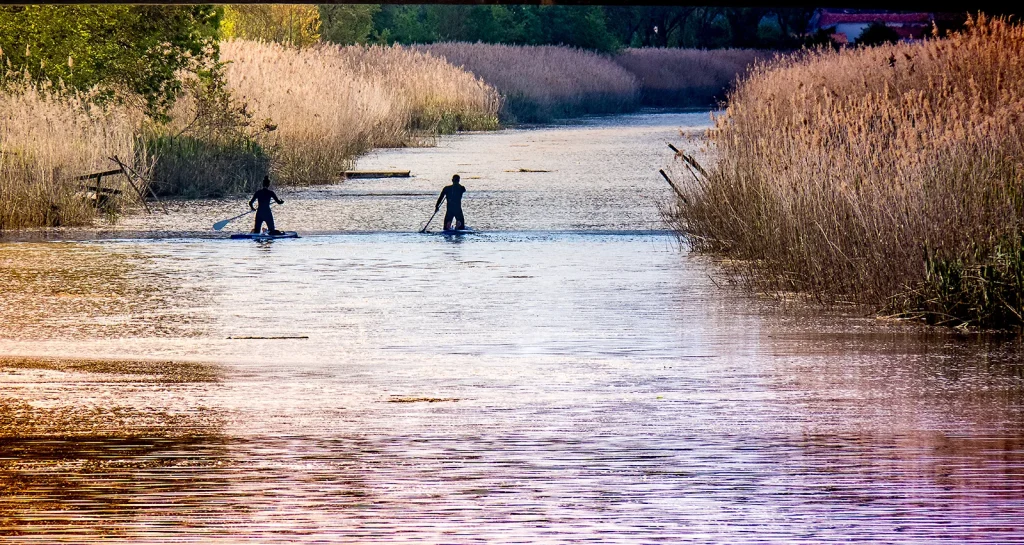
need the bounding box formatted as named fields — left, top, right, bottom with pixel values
left=0, top=4, right=984, bottom=119
left=324, top=5, right=824, bottom=52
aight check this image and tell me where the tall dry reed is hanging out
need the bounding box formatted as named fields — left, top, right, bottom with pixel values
left=613, top=48, right=768, bottom=107
left=670, top=16, right=1024, bottom=328
left=418, top=43, right=639, bottom=122
left=220, top=40, right=500, bottom=184
left=0, top=82, right=142, bottom=229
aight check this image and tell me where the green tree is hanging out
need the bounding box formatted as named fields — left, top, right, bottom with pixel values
left=318, top=4, right=379, bottom=45
left=221, top=5, right=321, bottom=47
left=370, top=5, right=619, bottom=52
left=371, top=6, right=437, bottom=44
left=605, top=7, right=697, bottom=47
left=0, top=5, right=221, bottom=116
left=537, top=6, right=619, bottom=52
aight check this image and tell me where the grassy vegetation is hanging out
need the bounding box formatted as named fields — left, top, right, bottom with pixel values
left=221, top=40, right=500, bottom=185
left=419, top=43, right=639, bottom=122
left=613, top=48, right=767, bottom=107
left=0, top=40, right=501, bottom=226
left=0, top=82, right=143, bottom=229
left=669, top=16, right=1024, bottom=330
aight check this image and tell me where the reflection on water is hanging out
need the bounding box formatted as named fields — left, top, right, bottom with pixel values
left=0, top=357, right=228, bottom=542
left=0, top=244, right=214, bottom=341
left=0, top=112, right=1022, bottom=542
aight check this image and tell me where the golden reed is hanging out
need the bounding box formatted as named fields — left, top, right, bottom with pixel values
left=614, top=48, right=768, bottom=106
left=0, top=82, right=141, bottom=229
left=671, top=16, right=1024, bottom=319
left=418, top=42, right=639, bottom=121
left=220, top=40, right=501, bottom=185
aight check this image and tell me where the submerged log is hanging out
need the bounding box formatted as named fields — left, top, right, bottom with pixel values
left=343, top=170, right=411, bottom=179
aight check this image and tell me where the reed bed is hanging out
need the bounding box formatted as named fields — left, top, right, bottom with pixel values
left=613, top=48, right=768, bottom=107
left=418, top=43, right=640, bottom=122
left=220, top=40, right=500, bottom=185
left=669, top=16, right=1024, bottom=329
left=144, top=74, right=272, bottom=198
left=0, top=83, right=142, bottom=229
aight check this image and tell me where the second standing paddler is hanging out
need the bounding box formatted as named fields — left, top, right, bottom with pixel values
left=249, top=175, right=285, bottom=235
left=435, top=174, right=467, bottom=230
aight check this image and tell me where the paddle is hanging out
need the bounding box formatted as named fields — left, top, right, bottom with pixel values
left=213, top=209, right=255, bottom=231
left=419, top=196, right=444, bottom=233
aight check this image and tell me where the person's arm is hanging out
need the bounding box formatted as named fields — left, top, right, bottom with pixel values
left=435, top=188, right=446, bottom=211
left=272, top=191, right=284, bottom=204
left=249, top=193, right=257, bottom=210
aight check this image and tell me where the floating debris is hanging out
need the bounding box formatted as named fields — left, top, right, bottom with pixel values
left=387, top=396, right=459, bottom=403
left=343, top=170, right=411, bottom=179
left=228, top=335, right=309, bottom=340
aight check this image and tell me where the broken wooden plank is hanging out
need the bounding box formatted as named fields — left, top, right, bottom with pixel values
left=343, top=170, right=411, bottom=179
left=73, top=169, right=124, bottom=181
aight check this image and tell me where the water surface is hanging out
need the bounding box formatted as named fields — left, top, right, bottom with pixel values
left=1, top=112, right=1022, bottom=543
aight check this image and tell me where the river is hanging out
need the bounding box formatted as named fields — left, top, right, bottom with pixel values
left=1, top=112, right=1022, bottom=543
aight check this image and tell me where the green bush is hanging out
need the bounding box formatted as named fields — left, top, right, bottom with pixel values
left=145, top=133, right=269, bottom=198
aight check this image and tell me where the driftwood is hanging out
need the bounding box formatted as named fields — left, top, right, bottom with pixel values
left=111, top=155, right=169, bottom=215
left=344, top=170, right=411, bottom=179
left=659, top=169, right=688, bottom=204
left=667, top=143, right=708, bottom=181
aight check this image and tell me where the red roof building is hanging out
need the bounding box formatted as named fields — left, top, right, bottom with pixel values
left=808, top=9, right=935, bottom=44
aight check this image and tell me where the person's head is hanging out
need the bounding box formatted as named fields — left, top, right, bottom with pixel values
left=452, top=174, right=460, bottom=185
left=262, top=175, right=271, bottom=188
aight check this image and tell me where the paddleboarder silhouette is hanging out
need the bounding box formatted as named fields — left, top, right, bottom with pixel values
left=249, top=175, right=284, bottom=235
left=435, top=174, right=466, bottom=231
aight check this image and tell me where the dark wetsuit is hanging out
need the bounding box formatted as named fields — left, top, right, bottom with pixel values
left=435, top=184, right=466, bottom=230
left=249, top=188, right=282, bottom=233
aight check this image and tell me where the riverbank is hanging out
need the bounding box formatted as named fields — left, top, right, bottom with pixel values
left=0, top=41, right=763, bottom=230
left=0, top=42, right=503, bottom=229
left=419, top=44, right=763, bottom=122
left=0, top=111, right=707, bottom=241
left=669, top=16, right=1024, bottom=330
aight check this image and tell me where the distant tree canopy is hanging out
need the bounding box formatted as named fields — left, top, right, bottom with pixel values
left=318, top=5, right=380, bottom=45
left=356, top=6, right=822, bottom=51
left=0, top=5, right=222, bottom=115
left=222, top=5, right=321, bottom=48
left=368, top=5, right=620, bottom=52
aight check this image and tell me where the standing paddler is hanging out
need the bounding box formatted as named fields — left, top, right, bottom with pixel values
left=435, top=174, right=467, bottom=231
left=249, top=175, right=285, bottom=235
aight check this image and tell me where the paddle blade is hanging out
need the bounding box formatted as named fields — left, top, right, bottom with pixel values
left=212, top=219, right=231, bottom=231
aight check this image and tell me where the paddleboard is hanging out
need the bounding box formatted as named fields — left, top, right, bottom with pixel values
left=230, top=231, right=299, bottom=240
left=442, top=227, right=476, bottom=234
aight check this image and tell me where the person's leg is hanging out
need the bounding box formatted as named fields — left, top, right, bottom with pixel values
left=252, top=215, right=262, bottom=233
left=267, top=214, right=281, bottom=235
left=454, top=211, right=465, bottom=230
left=443, top=210, right=454, bottom=230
